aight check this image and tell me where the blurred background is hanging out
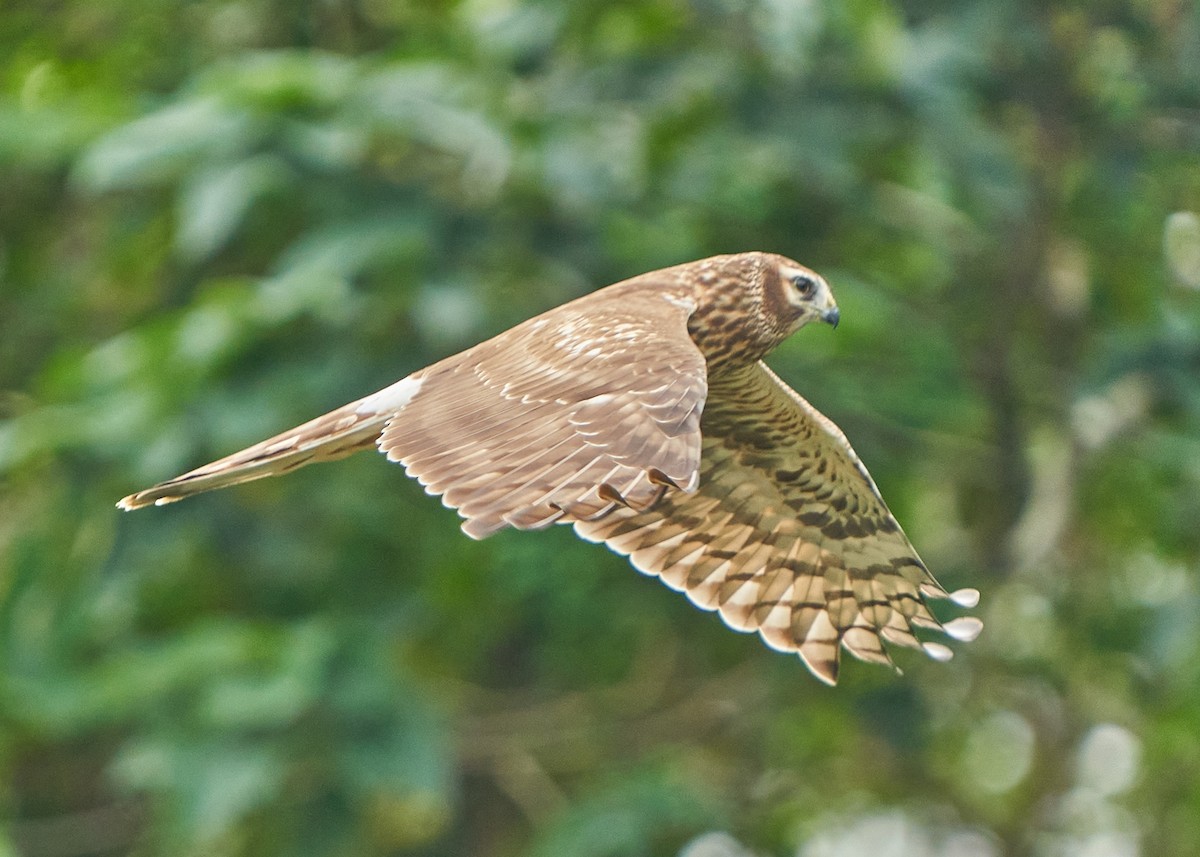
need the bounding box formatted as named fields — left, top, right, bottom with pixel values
left=2, top=0, right=1199, bottom=855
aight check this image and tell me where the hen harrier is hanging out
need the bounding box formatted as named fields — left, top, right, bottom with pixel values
left=119, top=252, right=980, bottom=683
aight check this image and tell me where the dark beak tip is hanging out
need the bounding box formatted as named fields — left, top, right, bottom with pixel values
left=823, top=307, right=840, bottom=329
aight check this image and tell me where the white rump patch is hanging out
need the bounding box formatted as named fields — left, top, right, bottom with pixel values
left=355, top=375, right=423, bottom=415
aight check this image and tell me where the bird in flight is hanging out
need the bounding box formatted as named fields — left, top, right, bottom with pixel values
left=119, top=252, right=980, bottom=684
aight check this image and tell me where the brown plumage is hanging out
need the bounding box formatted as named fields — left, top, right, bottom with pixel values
left=118, top=252, right=980, bottom=684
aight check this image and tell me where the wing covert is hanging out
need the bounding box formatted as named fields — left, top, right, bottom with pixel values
left=378, top=286, right=708, bottom=538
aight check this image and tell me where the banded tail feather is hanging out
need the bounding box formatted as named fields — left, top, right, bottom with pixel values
left=117, top=376, right=423, bottom=510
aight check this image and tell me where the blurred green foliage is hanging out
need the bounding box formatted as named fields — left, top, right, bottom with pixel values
left=2, top=0, right=1200, bottom=855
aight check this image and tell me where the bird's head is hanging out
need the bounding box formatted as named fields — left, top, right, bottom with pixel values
left=769, top=257, right=839, bottom=335
left=675, top=252, right=839, bottom=367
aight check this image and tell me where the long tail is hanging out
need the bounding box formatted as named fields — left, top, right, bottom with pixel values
left=117, top=375, right=423, bottom=510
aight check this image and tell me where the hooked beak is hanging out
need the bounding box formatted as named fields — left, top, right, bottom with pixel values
left=821, top=306, right=840, bottom=329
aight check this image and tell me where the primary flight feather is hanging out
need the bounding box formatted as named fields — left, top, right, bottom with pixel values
left=118, top=252, right=980, bottom=684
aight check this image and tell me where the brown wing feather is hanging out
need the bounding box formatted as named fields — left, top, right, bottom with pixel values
left=574, top=361, right=980, bottom=685
left=378, top=286, right=708, bottom=538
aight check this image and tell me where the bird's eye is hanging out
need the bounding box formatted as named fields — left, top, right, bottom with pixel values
left=791, top=274, right=816, bottom=297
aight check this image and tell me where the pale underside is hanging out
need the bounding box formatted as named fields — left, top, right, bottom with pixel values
left=119, top=282, right=978, bottom=684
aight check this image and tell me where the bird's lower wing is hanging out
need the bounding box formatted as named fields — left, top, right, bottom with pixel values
left=574, top=361, right=980, bottom=685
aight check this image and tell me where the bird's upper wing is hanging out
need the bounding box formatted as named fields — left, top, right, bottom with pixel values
left=573, top=360, right=980, bottom=684
left=379, top=285, right=708, bottom=538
